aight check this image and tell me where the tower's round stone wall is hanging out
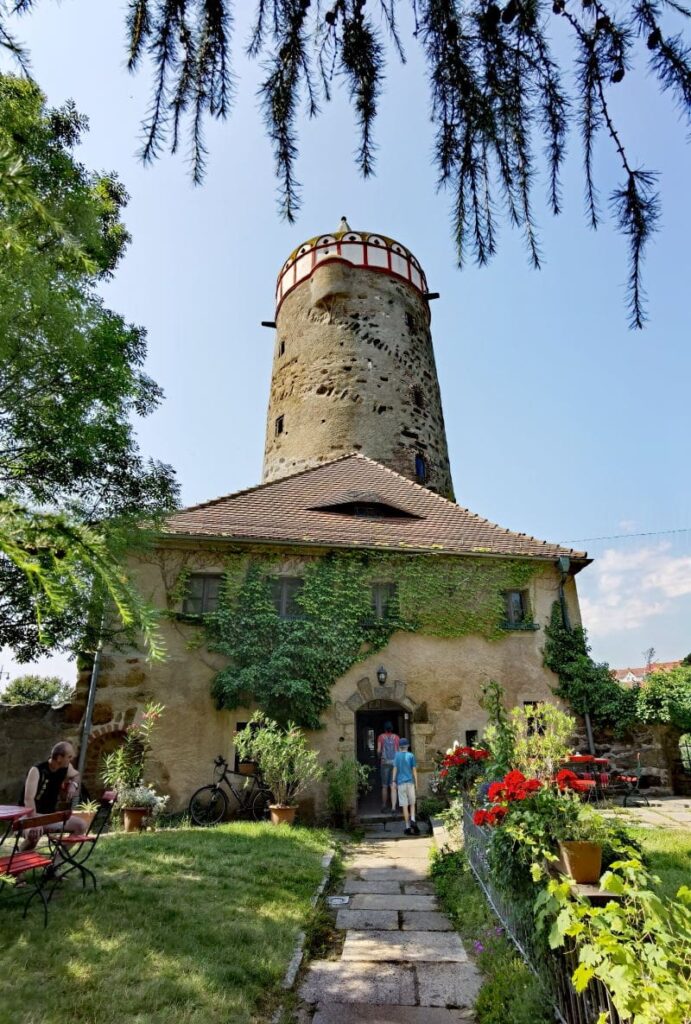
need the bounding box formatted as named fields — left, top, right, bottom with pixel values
left=262, top=261, right=454, bottom=498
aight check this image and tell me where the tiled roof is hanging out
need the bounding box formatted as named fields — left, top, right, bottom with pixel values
left=613, top=661, right=682, bottom=682
left=164, top=454, right=589, bottom=564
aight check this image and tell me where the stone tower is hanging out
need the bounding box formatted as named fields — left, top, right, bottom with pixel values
left=262, top=225, right=455, bottom=499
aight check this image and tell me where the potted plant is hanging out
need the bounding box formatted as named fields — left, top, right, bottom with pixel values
left=235, top=713, right=323, bottom=825
left=324, top=757, right=370, bottom=827
left=117, top=785, right=169, bottom=832
left=101, top=702, right=167, bottom=831
left=72, top=799, right=100, bottom=831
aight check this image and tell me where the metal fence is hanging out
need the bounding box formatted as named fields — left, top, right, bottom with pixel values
left=462, top=805, right=621, bottom=1024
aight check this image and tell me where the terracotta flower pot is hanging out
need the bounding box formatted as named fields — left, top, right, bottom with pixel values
left=558, top=840, right=602, bottom=884
left=71, top=811, right=95, bottom=831
left=238, top=761, right=257, bottom=777
left=122, top=807, right=149, bottom=833
left=269, top=804, right=297, bottom=826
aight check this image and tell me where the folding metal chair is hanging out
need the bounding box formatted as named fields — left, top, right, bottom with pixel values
left=0, top=811, right=70, bottom=927
left=49, top=791, right=117, bottom=897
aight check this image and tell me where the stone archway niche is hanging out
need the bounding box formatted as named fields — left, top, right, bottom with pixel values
left=332, top=675, right=437, bottom=771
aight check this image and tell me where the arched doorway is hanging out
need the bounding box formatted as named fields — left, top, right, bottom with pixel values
left=355, top=699, right=411, bottom=815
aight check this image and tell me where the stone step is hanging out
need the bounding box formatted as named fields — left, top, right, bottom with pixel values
left=300, top=961, right=416, bottom=1006
left=341, top=930, right=468, bottom=963
left=350, top=894, right=438, bottom=911
left=343, top=880, right=403, bottom=895
left=401, top=910, right=453, bottom=931
left=336, top=909, right=399, bottom=931
left=300, top=960, right=480, bottom=1010
left=312, top=1005, right=474, bottom=1024
left=402, top=882, right=435, bottom=895
left=357, top=866, right=428, bottom=882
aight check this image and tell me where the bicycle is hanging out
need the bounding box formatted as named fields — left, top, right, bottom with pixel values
left=188, top=756, right=273, bottom=825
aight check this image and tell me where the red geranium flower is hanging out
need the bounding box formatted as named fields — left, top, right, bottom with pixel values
left=473, top=810, right=489, bottom=826
left=487, top=782, right=505, bottom=802
left=556, top=769, right=579, bottom=790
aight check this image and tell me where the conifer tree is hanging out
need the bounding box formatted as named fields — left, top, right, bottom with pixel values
left=2, top=2, right=690, bottom=322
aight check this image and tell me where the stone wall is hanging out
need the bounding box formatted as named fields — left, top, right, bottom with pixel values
left=263, top=263, right=455, bottom=498
left=572, top=719, right=679, bottom=793
left=0, top=702, right=76, bottom=804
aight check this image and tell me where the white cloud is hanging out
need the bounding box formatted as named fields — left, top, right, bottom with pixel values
left=617, top=519, right=638, bottom=533
left=578, top=542, right=691, bottom=637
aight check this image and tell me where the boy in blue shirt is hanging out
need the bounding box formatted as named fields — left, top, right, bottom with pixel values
left=392, top=738, right=419, bottom=835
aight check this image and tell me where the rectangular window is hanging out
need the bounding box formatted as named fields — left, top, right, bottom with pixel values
left=371, top=582, right=397, bottom=619
left=503, top=589, right=529, bottom=626
left=465, top=729, right=478, bottom=747
left=524, top=701, right=545, bottom=736
left=271, top=576, right=304, bottom=619
left=275, top=415, right=284, bottom=435
left=279, top=339, right=286, bottom=356
left=182, top=574, right=223, bottom=616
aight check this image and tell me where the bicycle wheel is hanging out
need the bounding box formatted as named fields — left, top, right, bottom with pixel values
left=249, top=788, right=271, bottom=822
left=189, top=785, right=228, bottom=826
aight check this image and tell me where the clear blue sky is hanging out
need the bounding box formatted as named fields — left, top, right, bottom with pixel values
left=1, top=1, right=690, bottom=683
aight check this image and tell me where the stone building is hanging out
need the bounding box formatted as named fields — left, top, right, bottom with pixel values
left=1, top=225, right=593, bottom=812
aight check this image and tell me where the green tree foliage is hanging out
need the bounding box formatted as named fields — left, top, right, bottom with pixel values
left=0, top=75, right=178, bottom=660
left=543, top=602, right=637, bottom=729
left=1, top=673, right=74, bottom=706
left=4, top=3, right=690, bottom=326
left=636, top=664, right=691, bottom=732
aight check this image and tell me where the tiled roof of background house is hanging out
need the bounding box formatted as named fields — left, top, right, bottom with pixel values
left=612, top=661, right=682, bottom=683
left=164, top=454, right=589, bottom=564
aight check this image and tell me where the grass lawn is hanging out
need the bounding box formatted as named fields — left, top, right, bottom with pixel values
left=630, top=826, right=691, bottom=900
left=0, top=823, right=330, bottom=1024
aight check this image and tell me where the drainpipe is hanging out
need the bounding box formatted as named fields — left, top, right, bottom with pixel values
left=557, top=556, right=595, bottom=756
left=76, top=627, right=103, bottom=796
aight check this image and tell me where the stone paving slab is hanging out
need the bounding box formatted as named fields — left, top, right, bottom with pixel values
left=343, top=880, right=403, bottom=895
left=313, top=1005, right=474, bottom=1024
left=336, top=909, right=399, bottom=931
left=415, top=962, right=483, bottom=1008
left=358, top=866, right=428, bottom=881
left=347, top=857, right=416, bottom=873
left=300, top=961, right=416, bottom=1006
left=402, top=882, right=436, bottom=895
left=342, top=930, right=468, bottom=963
left=350, top=894, right=438, bottom=911
left=401, top=910, right=453, bottom=931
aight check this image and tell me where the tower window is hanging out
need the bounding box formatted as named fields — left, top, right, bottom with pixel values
left=415, top=454, right=427, bottom=484
left=411, top=385, right=424, bottom=408
left=275, top=415, right=284, bottom=436
left=278, top=339, right=286, bottom=356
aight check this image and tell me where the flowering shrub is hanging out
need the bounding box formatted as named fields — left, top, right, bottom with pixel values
left=436, top=742, right=489, bottom=796
left=102, top=702, right=165, bottom=791
left=117, top=784, right=168, bottom=816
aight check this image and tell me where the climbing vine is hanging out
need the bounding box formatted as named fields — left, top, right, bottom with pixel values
left=187, top=550, right=542, bottom=729
left=543, top=602, right=637, bottom=731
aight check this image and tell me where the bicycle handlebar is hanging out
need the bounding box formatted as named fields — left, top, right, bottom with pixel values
left=214, top=755, right=228, bottom=767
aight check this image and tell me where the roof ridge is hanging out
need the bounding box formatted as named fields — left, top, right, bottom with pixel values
left=171, top=453, right=361, bottom=515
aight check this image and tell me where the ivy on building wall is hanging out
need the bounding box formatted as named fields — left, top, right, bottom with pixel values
left=190, top=550, right=542, bottom=729
left=543, top=602, right=638, bottom=731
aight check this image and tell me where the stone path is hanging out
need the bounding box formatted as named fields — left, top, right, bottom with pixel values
left=612, top=795, right=691, bottom=830
left=299, top=824, right=480, bottom=1023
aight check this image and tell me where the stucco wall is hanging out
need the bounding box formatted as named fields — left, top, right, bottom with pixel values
left=83, top=548, right=583, bottom=813
left=263, top=263, right=454, bottom=498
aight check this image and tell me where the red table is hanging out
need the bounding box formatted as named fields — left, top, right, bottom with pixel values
left=0, top=805, right=31, bottom=845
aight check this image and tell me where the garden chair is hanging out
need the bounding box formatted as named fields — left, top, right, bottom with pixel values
left=49, top=790, right=117, bottom=898
left=0, top=810, right=70, bottom=927
left=618, top=766, right=650, bottom=807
